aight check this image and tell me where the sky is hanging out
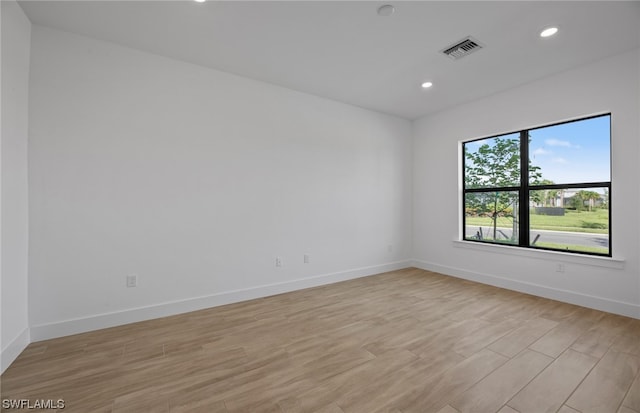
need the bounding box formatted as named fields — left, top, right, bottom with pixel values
left=528, top=115, right=610, bottom=184
left=466, top=115, right=611, bottom=186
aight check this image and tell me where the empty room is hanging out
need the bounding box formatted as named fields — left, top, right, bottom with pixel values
left=1, top=1, right=639, bottom=412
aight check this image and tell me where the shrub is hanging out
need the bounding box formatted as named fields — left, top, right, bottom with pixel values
left=581, top=221, right=607, bottom=229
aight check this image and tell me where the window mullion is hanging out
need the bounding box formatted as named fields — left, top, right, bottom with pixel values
left=519, top=131, right=529, bottom=247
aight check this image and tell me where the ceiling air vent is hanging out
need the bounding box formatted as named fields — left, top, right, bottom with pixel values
left=441, top=37, right=483, bottom=60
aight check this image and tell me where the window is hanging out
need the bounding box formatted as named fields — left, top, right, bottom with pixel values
left=462, top=114, right=611, bottom=256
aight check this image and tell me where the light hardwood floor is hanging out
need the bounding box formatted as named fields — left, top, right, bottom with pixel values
left=2, top=268, right=639, bottom=413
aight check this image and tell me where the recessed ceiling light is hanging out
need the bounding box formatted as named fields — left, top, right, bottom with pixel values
left=194, top=0, right=206, bottom=3
left=377, top=5, right=395, bottom=16
left=421, top=82, right=433, bottom=89
left=540, top=27, right=558, bottom=38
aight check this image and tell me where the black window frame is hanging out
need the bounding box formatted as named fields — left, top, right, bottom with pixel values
left=462, top=113, right=612, bottom=257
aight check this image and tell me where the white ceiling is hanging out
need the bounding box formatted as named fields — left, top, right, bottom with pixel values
left=18, top=1, right=640, bottom=120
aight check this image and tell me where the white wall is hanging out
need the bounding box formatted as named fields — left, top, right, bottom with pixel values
left=27, top=26, right=413, bottom=339
left=413, top=49, right=640, bottom=318
left=1, top=0, right=31, bottom=372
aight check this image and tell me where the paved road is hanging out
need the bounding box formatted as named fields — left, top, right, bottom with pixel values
left=465, top=226, right=609, bottom=249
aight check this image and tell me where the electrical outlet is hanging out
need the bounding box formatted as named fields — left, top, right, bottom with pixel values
left=387, top=244, right=393, bottom=253
left=275, top=257, right=282, bottom=267
left=304, top=254, right=310, bottom=264
left=126, top=274, right=138, bottom=287
left=556, top=263, right=565, bottom=273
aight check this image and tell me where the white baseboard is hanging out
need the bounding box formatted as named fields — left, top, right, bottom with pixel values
left=412, top=259, right=640, bottom=320
left=1, top=327, right=30, bottom=374
left=30, top=260, right=413, bottom=342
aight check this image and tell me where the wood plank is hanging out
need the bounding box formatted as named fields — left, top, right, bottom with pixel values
left=289, top=349, right=420, bottom=412
left=334, top=350, right=449, bottom=413
left=169, top=398, right=228, bottom=413
left=436, top=405, right=461, bottom=413
left=451, top=318, right=520, bottom=358
left=557, top=406, right=581, bottom=413
left=621, top=370, right=640, bottom=412
left=612, top=320, right=640, bottom=357
left=311, top=403, right=345, bottom=413
left=571, top=313, right=633, bottom=358
left=508, top=349, right=598, bottom=413
left=529, top=319, right=593, bottom=358
left=450, top=349, right=553, bottom=413
left=567, top=349, right=640, bottom=413
left=392, top=348, right=509, bottom=412
left=488, top=317, right=558, bottom=357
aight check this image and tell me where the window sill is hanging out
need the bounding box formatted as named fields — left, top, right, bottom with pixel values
left=452, top=240, right=625, bottom=270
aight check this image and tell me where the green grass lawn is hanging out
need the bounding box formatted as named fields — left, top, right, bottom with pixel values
left=465, top=209, right=609, bottom=234
left=532, top=242, right=608, bottom=254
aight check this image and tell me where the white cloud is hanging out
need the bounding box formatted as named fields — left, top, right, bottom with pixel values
left=545, top=138, right=570, bottom=147
left=545, top=138, right=580, bottom=149
left=552, top=157, right=568, bottom=164
left=532, top=148, right=551, bottom=156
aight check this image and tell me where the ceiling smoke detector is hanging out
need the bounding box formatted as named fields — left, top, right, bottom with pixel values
left=441, top=37, right=483, bottom=60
